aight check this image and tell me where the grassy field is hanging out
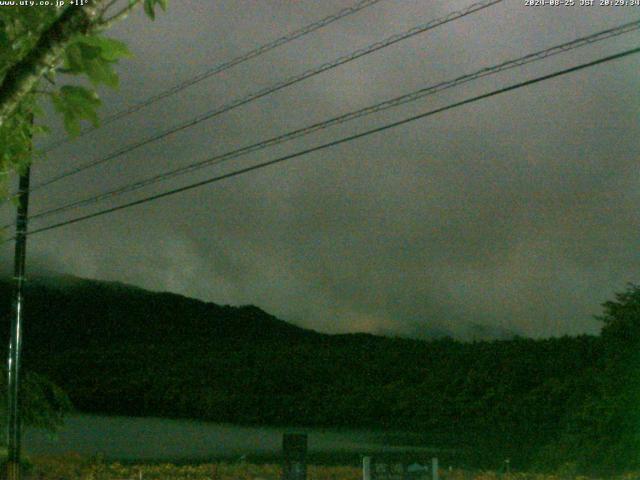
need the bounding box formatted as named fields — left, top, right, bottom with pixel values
left=21, top=455, right=640, bottom=480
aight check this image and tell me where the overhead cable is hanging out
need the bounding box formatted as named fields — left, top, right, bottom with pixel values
left=12, top=45, right=640, bottom=241
left=23, top=18, right=640, bottom=225
left=30, top=0, right=504, bottom=192
left=39, top=0, right=387, bottom=153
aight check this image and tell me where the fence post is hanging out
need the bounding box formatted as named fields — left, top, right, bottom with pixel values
left=282, top=433, right=307, bottom=480
left=431, top=458, right=438, bottom=480
left=362, top=456, right=372, bottom=480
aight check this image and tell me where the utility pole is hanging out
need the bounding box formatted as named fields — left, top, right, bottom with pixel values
left=5, top=164, right=31, bottom=480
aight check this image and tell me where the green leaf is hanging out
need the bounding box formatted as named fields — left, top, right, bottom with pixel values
left=51, top=86, right=101, bottom=137
left=144, top=0, right=156, bottom=20
left=62, top=35, right=130, bottom=88
left=83, top=57, right=119, bottom=88
left=143, top=0, right=168, bottom=18
left=78, top=43, right=101, bottom=61
left=63, top=43, right=84, bottom=73
left=0, top=21, right=8, bottom=47
left=32, top=124, right=50, bottom=136
left=80, top=35, right=131, bottom=62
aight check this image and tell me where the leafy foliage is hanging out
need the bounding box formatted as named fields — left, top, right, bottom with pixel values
left=51, top=85, right=101, bottom=137
left=62, top=35, right=131, bottom=88
left=598, top=283, right=640, bottom=345
left=0, top=370, right=71, bottom=432
left=0, top=7, right=58, bottom=191
left=0, top=94, right=36, bottom=196
left=539, top=284, right=640, bottom=474
left=0, top=1, right=167, bottom=195
left=0, top=7, right=58, bottom=77
left=144, top=0, right=168, bottom=20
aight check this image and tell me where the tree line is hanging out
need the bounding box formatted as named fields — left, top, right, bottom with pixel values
left=0, top=276, right=638, bottom=474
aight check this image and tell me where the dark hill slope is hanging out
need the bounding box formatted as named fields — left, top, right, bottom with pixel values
left=0, top=276, right=317, bottom=349
left=0, top=275, right=603, bottom=469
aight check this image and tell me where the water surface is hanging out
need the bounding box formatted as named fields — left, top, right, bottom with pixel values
left=25, top=414, right=434, bottom=462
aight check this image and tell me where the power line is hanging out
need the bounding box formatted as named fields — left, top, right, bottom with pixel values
left=12, top=45, right=640, bottom=241
left=23, top=18, right=640, bottom=225
left=39, top=0, right=387, bottom=154
left=29, top=0, right=504, bottom=192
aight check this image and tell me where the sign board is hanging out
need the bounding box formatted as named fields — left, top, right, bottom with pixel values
left=364, top=456, right=437, bottom=480
left=372, top=460, right=408, bottom=480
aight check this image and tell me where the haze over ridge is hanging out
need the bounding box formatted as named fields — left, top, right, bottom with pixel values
left=2, top=0, right=637, bottom=339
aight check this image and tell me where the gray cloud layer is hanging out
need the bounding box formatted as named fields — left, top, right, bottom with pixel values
left=3, top=0, right=639, bottom=339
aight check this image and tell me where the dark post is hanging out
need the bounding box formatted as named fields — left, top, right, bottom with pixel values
left=281, top=433, right=307, bottom=480
left=5, top=166, right=31, bottom=480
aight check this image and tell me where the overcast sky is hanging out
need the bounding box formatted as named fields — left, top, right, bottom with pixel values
left=2, top=0, right=639, bottom=339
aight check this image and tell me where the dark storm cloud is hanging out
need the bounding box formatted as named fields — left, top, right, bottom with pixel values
left=3, top=0, right=639, bottom=339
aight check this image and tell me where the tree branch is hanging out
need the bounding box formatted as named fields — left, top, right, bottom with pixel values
left=100, top=0, right=121, bottom=15
left=0, top=0, right=109, bottom=127
left=43, top=73, right=56, bottom=85
left=96, top=0, right=143, bottom=31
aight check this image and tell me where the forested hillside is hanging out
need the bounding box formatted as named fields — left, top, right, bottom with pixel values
left=0, top=276, right=637, bottom=474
